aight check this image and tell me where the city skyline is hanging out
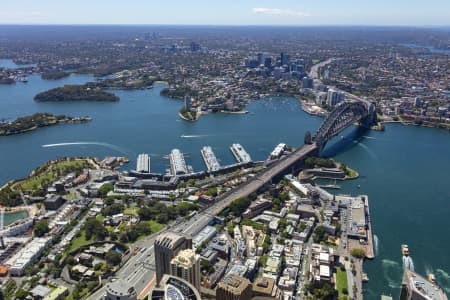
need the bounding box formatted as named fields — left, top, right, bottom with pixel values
left=1, top=0, right=450, bottom=26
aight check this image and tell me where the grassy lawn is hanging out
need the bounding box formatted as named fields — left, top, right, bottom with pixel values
left=145, top=220, right=164, bottom=233
left=67, top=230, right=93, bottom=253
left=96, top=214, right=105, bottom=223
left=345, top=167, right=359, bottom=179
left=66, top=287, right=90, bottom=300
left=336, top=267, right=349, bottom=298
left=123, top=206, right=138, bottom=217
left=19, top=159, right=87, bottom=191
left=132, top=221, right=165, bottom=243
left=66, top=193, right=79, bottom=200
left=21, top=171, right=55, bottom=191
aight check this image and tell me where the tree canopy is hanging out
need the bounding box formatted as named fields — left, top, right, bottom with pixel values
left=105, top=250, right=121, bottom=266
left=34, top=220, right=49, bottom=237
left=84, top=217, right=108, bottom=240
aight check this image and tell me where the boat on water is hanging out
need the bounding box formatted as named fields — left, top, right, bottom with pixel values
left=401, top=244, right=409, bottom=256
left=428, top=273, right=436, bottom=284
left=318, top=184, right=341, bottom=190
left=15, top=75, right=28, bottom=83
left=401, top=244, right=414, bottom=271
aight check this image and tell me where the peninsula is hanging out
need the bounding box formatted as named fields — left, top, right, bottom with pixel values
left=0, top=113, right=91, bottom=136
left=34, top=84, right=119, bottom=102
left=41, top=70, right=70, bottom=80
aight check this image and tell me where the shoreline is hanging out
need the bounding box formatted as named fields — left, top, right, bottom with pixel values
left=381, top=120, right=450, bottom=131
left=154, top=80, right=169, bottom=84
left=178, top=111, right=200, bottom=122
left=0, top=115, right=92, bottom=137
left=300, top=102, right=327, bottom=117
left=0, top=204, right=39, bottom=219
left=3, top=156, right=98, bottom=192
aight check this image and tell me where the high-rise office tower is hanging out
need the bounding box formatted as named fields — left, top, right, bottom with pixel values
left=154, top=231, right=192, bottom=285
left=216, top=274, right=252, bottom=300
left=170, top=248, right=201, bottom=291
left=184, top=96, right=191, bottom=111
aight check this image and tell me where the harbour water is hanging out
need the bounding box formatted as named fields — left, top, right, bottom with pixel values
left=0, top=60, right=449, bottom=298
left=0, top=59, right=36, bottom=69
left=325, top=125, right=450, bottom=299
left=4, top=211, right=28, bottom=226
left=400, top=43, right=450, bottom=55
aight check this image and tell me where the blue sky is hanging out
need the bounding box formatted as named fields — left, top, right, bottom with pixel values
left=0, top=0, right=449, bottom=26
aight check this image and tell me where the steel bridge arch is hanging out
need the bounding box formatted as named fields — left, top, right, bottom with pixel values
left=313, top=101, right=376, bottom=153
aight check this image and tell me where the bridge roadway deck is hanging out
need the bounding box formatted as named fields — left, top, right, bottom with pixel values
left=89, top=143, right=317, bottom=299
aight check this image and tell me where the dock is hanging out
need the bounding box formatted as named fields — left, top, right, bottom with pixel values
left=269, top=143, right=286, bottom=159
left=201, top=146, right=221, bottom=172
left=169, top=149, right=188, bottom=175
left=365, top=195, right=375, bottom=259
left=136, top=153, right=150, bottom=173
left=230, top=143, right=252, bottom=163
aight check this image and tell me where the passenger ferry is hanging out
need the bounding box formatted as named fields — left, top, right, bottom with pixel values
left=401, top=244, right=409, bottom=256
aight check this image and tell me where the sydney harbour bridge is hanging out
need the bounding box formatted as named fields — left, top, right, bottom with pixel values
left=307, top=98, right=377, bottom=154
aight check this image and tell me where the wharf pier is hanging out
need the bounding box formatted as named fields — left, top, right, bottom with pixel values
left=200, top=146, right=221, bottom=172
left=230, top=143, right=252, bottom=163
left=365, top=195, right=375, bottom=259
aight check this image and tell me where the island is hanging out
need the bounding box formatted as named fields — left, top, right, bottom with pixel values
left=0, top=113, right=91, bottom=136
left=34, top=84, right=120, bottom=102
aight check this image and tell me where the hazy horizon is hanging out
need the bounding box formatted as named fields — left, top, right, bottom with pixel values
left=0, top=24, right=449, bottom=28
left=1, top=0, right=449, bottom=27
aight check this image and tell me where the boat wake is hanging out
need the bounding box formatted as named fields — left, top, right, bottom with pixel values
left=436, top=269, right=450, bottom=293
left=356, top=142, right=379, bottom=160
left=382, top=259, right=403, bottom=288
left=424, top=264, right=434, bottom=278
left=41, top=142, right=131, bottom=155
left=373, top=234, right=380, bottom=256
left=180, top=134, right=211, bottom=139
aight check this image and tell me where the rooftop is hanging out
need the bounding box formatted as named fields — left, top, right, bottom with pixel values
left=219, top=274, right=251, bottom=293
left=404, top=269, right=448, bottom=300
left=252, top=277, right=276, bottom=295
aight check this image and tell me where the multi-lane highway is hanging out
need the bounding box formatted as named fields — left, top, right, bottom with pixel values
left=308, top=58, right=333, bottom=80
left=89, top=143, right=318, bottom=299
